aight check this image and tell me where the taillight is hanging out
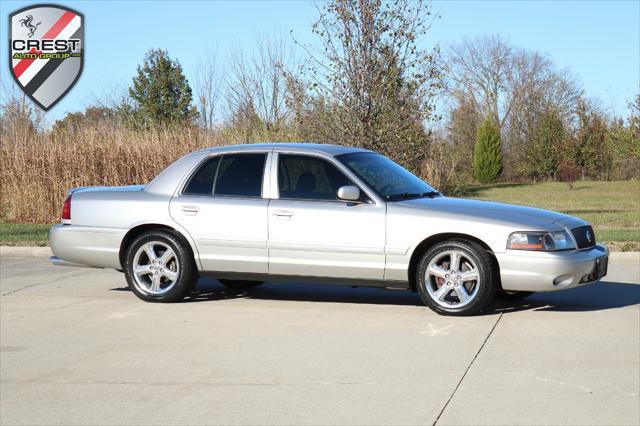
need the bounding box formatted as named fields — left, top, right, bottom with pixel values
left=61, top=195, right=71, bottom=223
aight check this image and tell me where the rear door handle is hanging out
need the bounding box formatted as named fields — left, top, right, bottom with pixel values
left=182, top=206, right=200, bottom=215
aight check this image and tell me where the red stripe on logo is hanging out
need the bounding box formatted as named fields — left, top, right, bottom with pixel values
left=42, top=11, right=76, bottom=39
left=12, top=11, right=77, bottom=78
left=12, top=48, right=41, bottom=78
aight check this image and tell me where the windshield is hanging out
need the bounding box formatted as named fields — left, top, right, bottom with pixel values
left=336, top=152, right=438, bottom=200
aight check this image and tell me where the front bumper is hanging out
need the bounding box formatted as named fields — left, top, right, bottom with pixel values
left=496, top=244, right=609, bottom=292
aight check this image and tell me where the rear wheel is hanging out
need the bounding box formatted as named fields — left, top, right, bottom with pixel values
left=415, top=239, right=497, bottom=315
left=219, top=279, right=263, bottom=290
left=124, top=230, right=197, bottom=303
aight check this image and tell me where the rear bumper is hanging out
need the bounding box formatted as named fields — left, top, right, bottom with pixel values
left=49, top=224, right=125, bottom=269
left=496, top=244, right=609, bottom=292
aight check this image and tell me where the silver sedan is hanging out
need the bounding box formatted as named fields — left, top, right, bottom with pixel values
left=49, top=143, right=609, bottom=315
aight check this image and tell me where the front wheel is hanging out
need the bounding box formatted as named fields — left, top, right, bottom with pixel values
left=415, top=239, right=497, bottom=315
left=124, top=230, right=198, bottom=303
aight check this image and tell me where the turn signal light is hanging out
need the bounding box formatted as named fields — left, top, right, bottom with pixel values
left=509, top=242, right=544, bottom=250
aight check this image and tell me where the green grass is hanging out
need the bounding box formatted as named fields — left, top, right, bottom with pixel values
left=0, top=223, right=52, bottom=246
left=463, top=179, right=640, bottom=250
left=597, top=229, right=640, bottom=242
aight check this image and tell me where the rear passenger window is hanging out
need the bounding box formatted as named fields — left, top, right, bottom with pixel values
left=214, top=153, right=266, bottom=197
left=183, top=157, right=220, bottom=195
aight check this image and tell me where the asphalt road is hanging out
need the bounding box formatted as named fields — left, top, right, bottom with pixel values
left=1, top=256, right=639, bottom=426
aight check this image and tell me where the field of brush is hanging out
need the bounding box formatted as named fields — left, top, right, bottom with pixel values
left=1, top=126, right=638, bottom=250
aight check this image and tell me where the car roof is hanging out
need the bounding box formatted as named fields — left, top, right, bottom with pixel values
left=198, top=142, right=372, bottom=157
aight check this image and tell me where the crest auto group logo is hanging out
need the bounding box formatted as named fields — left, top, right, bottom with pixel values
left=9, top=4, right=84, bottom=111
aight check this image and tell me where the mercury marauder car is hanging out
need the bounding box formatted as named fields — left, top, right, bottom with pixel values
left=50, top=143, right=609, bottom=315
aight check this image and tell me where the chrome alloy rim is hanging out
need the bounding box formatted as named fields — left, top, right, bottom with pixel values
left=132, top=241, right=179, bottom=295
left=425, top=250, right=480, bottom=308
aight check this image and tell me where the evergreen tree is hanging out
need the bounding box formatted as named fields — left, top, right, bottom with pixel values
left=122, top=49, right=198, bottom=128
left=473, top=118, right=503, bottom=183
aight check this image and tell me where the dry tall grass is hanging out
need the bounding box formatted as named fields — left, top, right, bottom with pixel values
left=0, top=124, right=299, bottom=223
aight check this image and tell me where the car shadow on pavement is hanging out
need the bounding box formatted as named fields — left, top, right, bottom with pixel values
left=110, top=279, right=639, bottom=312
left=493, top=281, right=640, bottom=314
left=136, top=278, right=640, bottom=312
left=183, top=278, right=423, bottom=306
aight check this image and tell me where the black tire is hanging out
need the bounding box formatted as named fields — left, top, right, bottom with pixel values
left=219, top=279, right=263, bottom=290
left=497, top=290, right=534, bottom=300
left=124, top=230, right=198, bottom=303
left=415, top=239, right=497, bottom=315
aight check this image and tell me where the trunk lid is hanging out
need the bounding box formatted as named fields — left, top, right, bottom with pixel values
left=69, top=184, right=145, bottom=195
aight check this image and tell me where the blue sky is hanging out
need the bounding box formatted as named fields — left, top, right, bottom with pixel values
left=1, top=0, right=638, bottom=124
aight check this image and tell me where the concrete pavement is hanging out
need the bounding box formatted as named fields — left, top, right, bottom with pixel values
left=1, top=256, right=638, bottom=425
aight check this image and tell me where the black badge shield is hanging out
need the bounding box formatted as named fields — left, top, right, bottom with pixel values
left=9, top=4, right=84, bottom=111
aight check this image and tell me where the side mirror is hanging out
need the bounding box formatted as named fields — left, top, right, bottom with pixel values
left=337, top=185, right=361, bottom=202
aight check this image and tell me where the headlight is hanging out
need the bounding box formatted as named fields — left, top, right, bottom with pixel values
left=507, top=231, right=576, bottom=251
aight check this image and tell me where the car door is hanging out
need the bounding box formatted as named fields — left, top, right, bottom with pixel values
left=267, top=153, right=386, bottom=280
left=170, top=152, right=270, bottom=273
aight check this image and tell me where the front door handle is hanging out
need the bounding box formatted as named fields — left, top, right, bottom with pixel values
left=272, top=210, right=293, bottom=220
left=182, top=206, right=200, bottom=215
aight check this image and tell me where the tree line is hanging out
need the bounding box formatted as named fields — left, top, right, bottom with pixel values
left=1, top=0, right=638, bottom=194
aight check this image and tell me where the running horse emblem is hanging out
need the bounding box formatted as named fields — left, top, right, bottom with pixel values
left=19, top=15, right=41, bottom=38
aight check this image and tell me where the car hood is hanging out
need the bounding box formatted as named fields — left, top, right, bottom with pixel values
left=394, top=196, right=580, bottom=230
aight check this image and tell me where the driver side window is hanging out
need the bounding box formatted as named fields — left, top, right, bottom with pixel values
left=278, top=154, right=355, bottom=201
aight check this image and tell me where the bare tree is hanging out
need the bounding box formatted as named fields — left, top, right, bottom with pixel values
left=194, top=48, right=223, bottom=130
left=445, top=35, right=514, bottom=128
left=444, top=35, right=581, bottom=130
left=0, top=80, right=45, bottom=137
left=225, top=33, right=297, bottom=132
left=86, top=80, right=129, bottom=111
